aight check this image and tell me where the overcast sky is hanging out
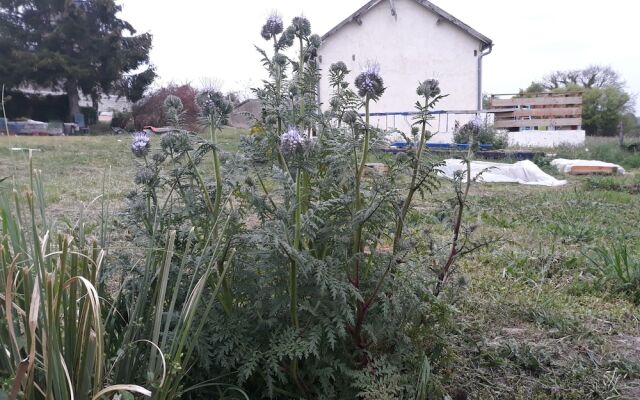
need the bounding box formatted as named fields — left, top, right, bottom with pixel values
left=118, top=0, right=639, bottom=113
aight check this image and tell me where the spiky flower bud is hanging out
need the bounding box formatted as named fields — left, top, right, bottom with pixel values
left=131, top=131, right=150, bottom=158
left=152, top=152, right=166, bottom=164
left=277, top=26, right=296, bottom=49
left=261, top=14, right=284, bottom=40
left=329, top=97, right=341, bottom=112
left=134, top=166, right=156, bottom=185
left=309, top=34, right=321, bottom=48
left=291, top=16, right=311, bottom=38
left=280, top=126, right=304, bottom=155
left=164, top=95, right=183, bottom=111
left=342, top=110, right=359, bottom=125
left=355, top=63, right=385, bottom=101
left=416, top=79, right=441, bottom=98
left=273, top=53, right=288, bottom=68
left=197, top=90, right=233, bottom=125
left=288, top=83, right=299, bottom=97
left=330, top=61, right=348, bottom=76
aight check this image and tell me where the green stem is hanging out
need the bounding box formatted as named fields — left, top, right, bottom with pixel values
left=290, top=168, right=302, bottom=329
left=393, top=115, right=428, bottom=253
left=210, top=117, right=223, bottom=221
left=352, top=98, right=371, bottom=276
left=298, top=37, right=306, bottom=131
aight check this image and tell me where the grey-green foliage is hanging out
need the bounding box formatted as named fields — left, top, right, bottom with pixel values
left=117, top=13, right=483, bottom=400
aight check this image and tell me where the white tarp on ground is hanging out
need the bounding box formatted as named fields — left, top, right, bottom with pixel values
left=550, top=159, right=626, bottom=175
left=439, top=159, right=567, bottom=187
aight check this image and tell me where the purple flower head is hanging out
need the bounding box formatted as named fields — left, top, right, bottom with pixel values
left=280, top=126, right=304, bottom=156
left=261, top=14, right=284, bottom=40
left=355, top=62, right=385, bottom=101
left=131, top=131, right=150, bottom=158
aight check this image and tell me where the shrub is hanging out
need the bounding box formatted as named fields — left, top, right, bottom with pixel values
left=111, top=110, right=133, bottom=129
left=132, top=84, right=200, bottom=130
left=453, top=118, right=508, bottom=150
left=118, top=14, right=488, bottom=398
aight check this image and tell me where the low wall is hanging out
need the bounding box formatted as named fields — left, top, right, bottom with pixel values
left=507, top=130, right=586, bottom=148
left=423, top=130, right=586, bottom=148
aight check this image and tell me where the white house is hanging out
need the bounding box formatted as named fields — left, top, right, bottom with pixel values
left=317, top=0, right=493, bottom=138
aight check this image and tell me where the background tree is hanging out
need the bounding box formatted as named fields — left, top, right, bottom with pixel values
left=523, top=65, right=634, bottom=136
left=0, top=0, right=155, bottom=120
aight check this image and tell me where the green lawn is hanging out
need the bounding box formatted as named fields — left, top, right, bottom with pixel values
left=1, top=133, right=639, bottom=398
left=0, top=128, right=246, bottom=217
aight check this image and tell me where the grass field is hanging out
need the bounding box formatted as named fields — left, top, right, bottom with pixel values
left=1, top=133, right=639, bottom=398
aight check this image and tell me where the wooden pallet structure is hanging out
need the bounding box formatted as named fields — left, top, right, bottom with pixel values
left=488, top=92, right=583, bottom=131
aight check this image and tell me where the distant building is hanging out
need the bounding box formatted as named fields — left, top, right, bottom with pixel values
left=317, top=0, right=493, bottom=135
left=18, top=85, right=131, bottom=113
left=229, top=99, right=262, bottom=129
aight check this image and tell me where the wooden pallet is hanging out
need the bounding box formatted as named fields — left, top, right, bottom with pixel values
left=489, top=93, right=583, bottom=131
left=568, top=165, right=618, bottom=175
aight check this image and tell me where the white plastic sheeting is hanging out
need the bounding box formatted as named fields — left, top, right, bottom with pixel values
left=551, top=159, right=625, bottom=175
left=439, top=159, right=567, bottom=187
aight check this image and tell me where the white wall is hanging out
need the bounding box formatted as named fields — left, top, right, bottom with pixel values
left=507, top=130, right=586, bottom=148
left=423, top=130, right=586, bottom=147
left=318, top=0, right=484, bottom=135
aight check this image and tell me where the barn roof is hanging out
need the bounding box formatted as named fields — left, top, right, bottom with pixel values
left=321, top=0, right=492, bottom=49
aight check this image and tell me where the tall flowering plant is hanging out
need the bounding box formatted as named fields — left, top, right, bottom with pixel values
left=118, top=12, right=488, bottom=400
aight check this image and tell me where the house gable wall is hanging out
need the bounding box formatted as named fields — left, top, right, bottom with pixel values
left=318, top=0, right=484, bottom=132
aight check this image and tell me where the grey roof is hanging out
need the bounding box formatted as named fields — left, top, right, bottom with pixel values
left=321, top=0, right=492, bottom=48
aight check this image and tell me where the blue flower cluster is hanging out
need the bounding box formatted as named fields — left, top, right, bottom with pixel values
left=261, top=14, right=283, bottom=40
left=280, top=126, right=305, bottom=155
left=131, top=131, right=150, bottom=158
left=355, top=63, right=385, bottom=101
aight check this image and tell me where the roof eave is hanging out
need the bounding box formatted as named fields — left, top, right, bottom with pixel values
left=415, top=0, right=492, bottom=46
left=321, top=0, right=492, bottom=47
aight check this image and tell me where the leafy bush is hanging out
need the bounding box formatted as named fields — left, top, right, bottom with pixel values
left=1, top=14, right=489, bottom=400
left=453, top=118, right=507, bottom=150
left=111, top=110, right=134, bottom=129
left=117, top=14, right=489, bottom=399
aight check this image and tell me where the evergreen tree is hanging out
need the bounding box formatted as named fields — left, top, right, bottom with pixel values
left=0, top=0, right=155, bottom=120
